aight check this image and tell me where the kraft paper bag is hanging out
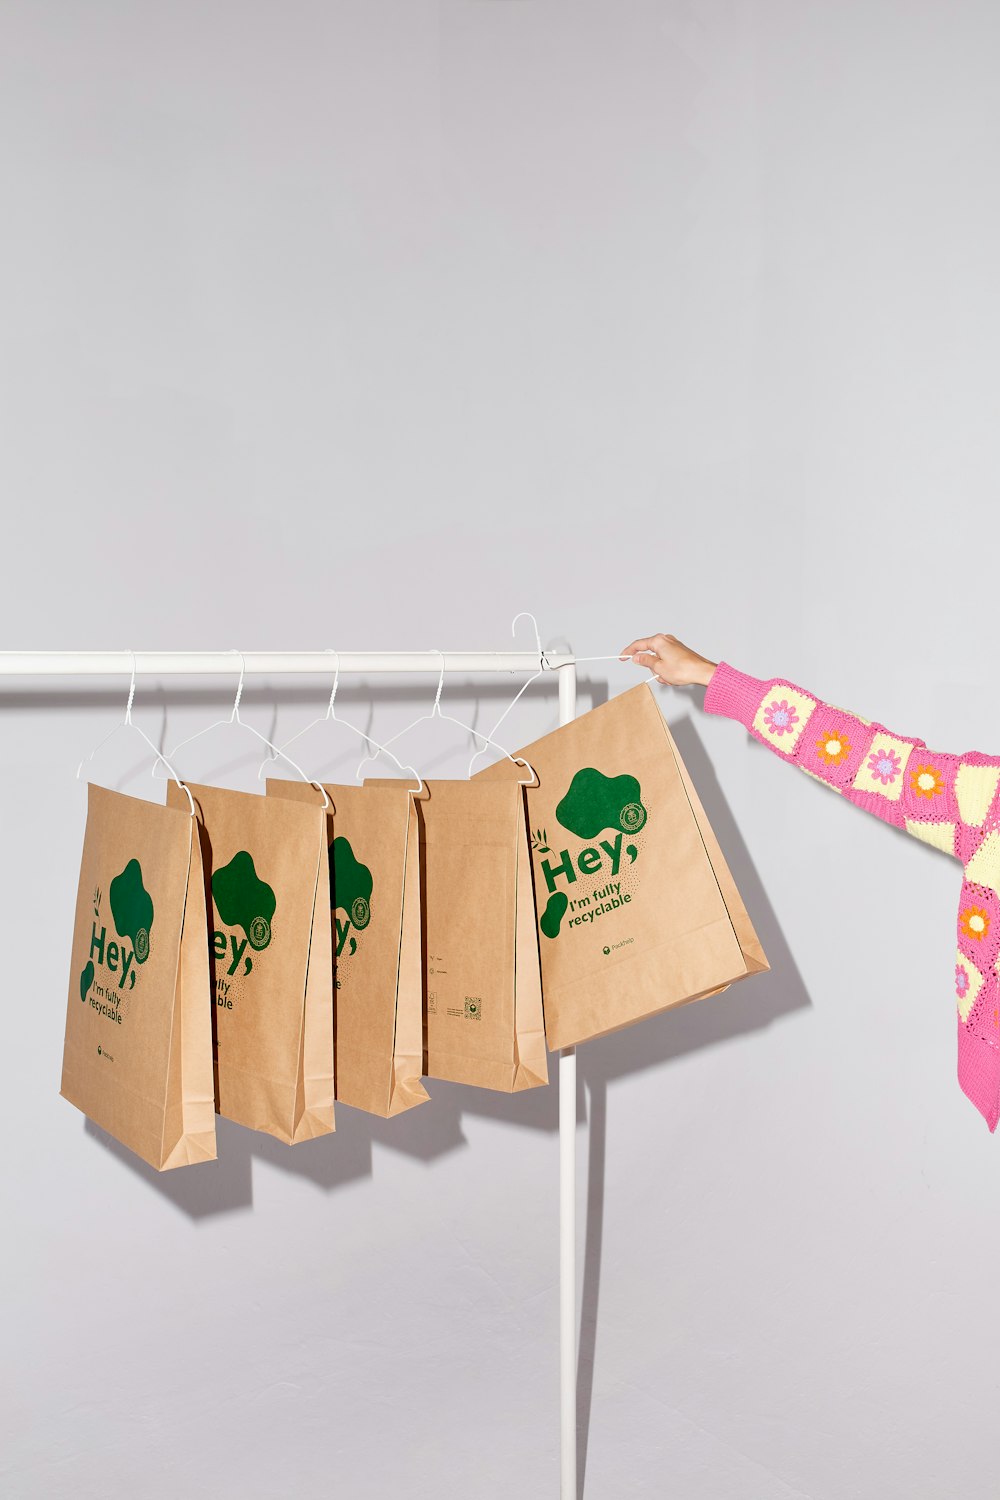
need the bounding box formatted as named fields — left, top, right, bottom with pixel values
left=368, top=778, right=547, bottom=1093
left=166, top=780, right=334, bottom=1144
left=266, top=778, right=429, bottom=1118
left=477, top=682, right=769, bottom=1050
left=61, top=784, right=217, bottom=1171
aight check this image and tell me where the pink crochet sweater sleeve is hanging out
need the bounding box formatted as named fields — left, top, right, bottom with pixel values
left=704, top=660, right=967, bottom=850
left=704, top=660, right=1000, bottom=1131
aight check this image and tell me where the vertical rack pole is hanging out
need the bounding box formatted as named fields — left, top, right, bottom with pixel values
left=558, top=662, right=578, bottom=1499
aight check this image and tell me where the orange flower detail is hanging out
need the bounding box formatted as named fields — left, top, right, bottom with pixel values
left=960, top=906, right=990, bottom=942
left=910, top=763, right=944, bottom=799
left=815, top=728, right=851, bottom=765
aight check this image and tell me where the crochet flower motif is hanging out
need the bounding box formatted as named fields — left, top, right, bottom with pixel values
left=910, top=763, right=944, bottom=798
left=867, top=745, right=902, bottom=785
left=956, top=964, right=970, bottom=1002
left=763, top=699, right=799, bottom=736
left=816, top=728, right=851, bottom=765
left=960, top=906, right=990, bottom=942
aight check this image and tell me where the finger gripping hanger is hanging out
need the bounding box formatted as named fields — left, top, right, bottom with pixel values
left=76, top=651, right=195, bottom=816
left=155, top=649, right=331, bottom=810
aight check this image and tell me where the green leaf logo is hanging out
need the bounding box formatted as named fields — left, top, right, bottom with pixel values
left=330, top=836, right=374, bottom=934
left=556, top=768, right=647, bottom=840
left=212, top=852, right=276, bottom=951
left=109, top=860, right=154, bottom=965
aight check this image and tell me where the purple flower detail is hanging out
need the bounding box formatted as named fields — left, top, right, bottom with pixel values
left=867, top=745, right=902, bottom=785
left=956, top=964, right=970, bottom=1001
left=763, top=698, right=799, bottom=736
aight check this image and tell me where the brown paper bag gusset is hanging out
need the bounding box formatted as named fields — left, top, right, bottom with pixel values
left=61, top=785, right=216, bottom=1171
left=367, top=778, right=547, bottom=1093
left=476, top=682, right=769, bottom=1050
left=166, top=780, right=334, bottom=1144
left=267, top=779, right=429, bottom=1118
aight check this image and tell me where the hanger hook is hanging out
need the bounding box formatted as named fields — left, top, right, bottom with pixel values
left=432, top=649, right=446, bottom=715
left=466, top=620, right=551, bottom=778
left=325, top=648, right=341, bottom=718
left=511, top=611, right=550, bottom=671
left=513, top=756, right=538, bottom=788
left=230, top=649, right=247, bottom=722
left=76, top=650, right=195, bottom=815
left=124, top=650, right=138, bottom=724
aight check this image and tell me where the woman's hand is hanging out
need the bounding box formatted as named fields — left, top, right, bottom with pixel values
left=618, top=633, right=718, bottom=689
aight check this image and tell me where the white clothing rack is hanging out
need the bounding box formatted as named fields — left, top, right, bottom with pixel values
left=0, top=648, right=581, bottom=1499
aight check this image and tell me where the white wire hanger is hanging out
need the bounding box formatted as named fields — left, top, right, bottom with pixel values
left=467, top=610, right=645, bottom=776
left=358, top=649, right=538, bottom=787
left=511, top=608, right=639, bottom=674
left=155, top=649, right=330, bottom=809
left=257, top=649, right=426, bottom=796
left=76, top=650, right=195, bottom=816
left=468, top=612, right=551, bottom=776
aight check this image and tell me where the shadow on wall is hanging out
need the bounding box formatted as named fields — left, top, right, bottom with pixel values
left=74, top=681, right=810, bottom=1498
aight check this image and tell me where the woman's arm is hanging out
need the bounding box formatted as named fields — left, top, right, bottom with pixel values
left=619, top=633, right=995, bottom=862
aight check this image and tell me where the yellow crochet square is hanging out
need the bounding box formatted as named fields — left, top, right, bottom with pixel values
left=904, top=818, right=955, bottom=855
left=850, top=732, right=915, bottom=803
left=955, top=762, right=1000, bottom=827
left=752, top=685, right=817, bottom=753
left=964, top=830, right=1000, bottom=892
left=957, top=949, right=983, bottom=1022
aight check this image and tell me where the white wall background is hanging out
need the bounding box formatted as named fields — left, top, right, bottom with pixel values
left=2, top=2, right=998, bottom=1496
